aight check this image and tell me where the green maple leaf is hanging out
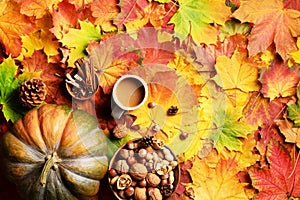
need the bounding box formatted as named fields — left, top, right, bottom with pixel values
left=169, top=0, right=231, bottom=45
left=288, top=85, right=300, bottom=126
left=208, top=109, right=255, bottom=152
left=60, top=20, right=102, bottom=66
left=0, top=57, right=33, bottom=123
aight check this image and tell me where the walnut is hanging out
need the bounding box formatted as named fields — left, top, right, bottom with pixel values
left=149, top=188, right=162, bottom=200
left=116, top=174, right=132, bottom=190
left=130, top=163, right=148, bottom=180
left=146, top=173, right=161, bottom=187
left=134, top=187, right=147, bottom=200
left=115, top=160, right=129, bottom=173
left=112, top=124, right=128, bottom=139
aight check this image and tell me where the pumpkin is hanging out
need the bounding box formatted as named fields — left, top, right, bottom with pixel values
left=1, top=104, right=108, bottom=200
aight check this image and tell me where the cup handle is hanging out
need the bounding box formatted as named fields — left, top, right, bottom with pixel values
left=111, top=106, right=125, bottom=119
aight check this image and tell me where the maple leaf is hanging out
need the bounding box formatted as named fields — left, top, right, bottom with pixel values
left=68, top=0, right=94, bottom=10
left=249, top=140, right=300, bottom=199
left=114, top=0, right=148, bottom=29
left=188, top=157, right=248, bottom=199
left=276, top=119, right=300, bottom=148
left=214, top=50, right=260, bottom=92
left=0, top=57, right=33, bottom=122
left=169, top=0, right=231, bottom=45
left=90, top=0, right=119, bottom=32
left=287, top=84, right=300, bottom=126
left=19, top=0, right=62, bottom=18
left=21, top=50, right=69, bottom=105
left=208, top=109, right=255, bottom=152
left=88, top=41, right=140, bottom=94
left=232, top=0, right=300, bottom=61
left=289, top=38, right=300, bottom=66
left=219, top=19, right=250, bottom=42
left=60, top=20, right=102, bottom=66
left=0, top=1, right=34, bottom=57
left=260, top=59, right=299, bottom=100
left=50, top=1, right=80, bottom=40
left=21, top=14, right=60, bottom=60
left=243, top=92, right=287, bottom=127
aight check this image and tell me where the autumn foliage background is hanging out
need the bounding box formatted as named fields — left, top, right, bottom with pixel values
left=0, top=0, right=300, bottom=199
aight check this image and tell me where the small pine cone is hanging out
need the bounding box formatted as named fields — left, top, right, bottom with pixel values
left=19, top=78, right=47, bottom=108
left=139, top=136, right=155, bottom=147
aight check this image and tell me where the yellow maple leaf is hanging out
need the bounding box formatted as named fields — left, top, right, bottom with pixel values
left=20, top=14, right=60, bottom=60
left=188, top=157, right=248, bottom=200
left=20, top=0, right=62, bottom=18
left=125, top=2, right=166, bottom=30
left=68, top=0, right=93, bottom=10
left=214, top=50, right=260, bottom=92
left=289, top=37, right=300, bottom=66
left=90, top=0, right=118, bottom=32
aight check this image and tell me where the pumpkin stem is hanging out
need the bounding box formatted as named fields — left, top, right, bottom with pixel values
left=40, top=152, right=62, bottom=187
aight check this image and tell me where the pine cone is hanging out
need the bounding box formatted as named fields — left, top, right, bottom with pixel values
left=19, top=78, right=47, bottom=108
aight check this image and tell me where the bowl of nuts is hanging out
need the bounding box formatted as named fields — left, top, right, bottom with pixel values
left=108, top=136, right=180, bottom=200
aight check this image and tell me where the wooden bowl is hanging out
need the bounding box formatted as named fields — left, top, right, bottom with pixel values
left=65, top=74, right=99, bottom=101
left=108, top=137, right=180, bottom=200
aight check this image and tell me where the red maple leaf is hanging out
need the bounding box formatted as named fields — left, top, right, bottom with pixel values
left=249, top=140, right=300, bottom=199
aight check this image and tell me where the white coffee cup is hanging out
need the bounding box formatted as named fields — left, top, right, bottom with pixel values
left=111, top=75, right=148, bottom=119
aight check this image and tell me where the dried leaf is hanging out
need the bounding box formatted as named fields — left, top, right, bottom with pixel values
left=249, top=140, right=300, bottom=199
left=19, top=0, right=62, bottom=18
left=188, top=157, right=248, bottom=199
left=276, top=119, right=300, bottom=148
left=214, top=50, right=260, bottom=92
left=0, top=1, right=34, bottom=57
left=260, top=59, right=299, bottom=100
left=232, top=0, right=300, bottom=60
left=169, top=0, right=231, bottom=45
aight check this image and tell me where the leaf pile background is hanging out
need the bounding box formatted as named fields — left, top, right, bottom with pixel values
left=0, top=0, right=300, bottom=199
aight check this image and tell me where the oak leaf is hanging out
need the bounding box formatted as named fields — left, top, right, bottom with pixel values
left=19, top=0, right=62, bottom=18
left=90, top=0, right=118, bottom=32
left=0, top=1, right=34, bottom=57
left=260, top=59, right=299, bottom=100
left=60, top=20, right=102, bottom=66
left=188, top=157, right=248, bottom=199
left=249, top=140, right=300, bottom=199
left=169, top=0, right=231, bottom=45
left=214, top=50, right=260, bottom=92
left=232, top=0, right=300, bottom=60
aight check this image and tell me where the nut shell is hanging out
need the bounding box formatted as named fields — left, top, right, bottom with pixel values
left=134, top=187, right=147, bottom=200
left=130, top=163, right=148, bottom=180
left=146, top=173, right=161, bottom=187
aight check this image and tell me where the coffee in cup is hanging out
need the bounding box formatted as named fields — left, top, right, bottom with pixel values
left=112, top=75, right=148, bottom=119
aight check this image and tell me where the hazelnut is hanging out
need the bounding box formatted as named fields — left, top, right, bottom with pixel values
left=138, top=179, right=147, bottom=187
left=138, top=148, right=147, bottom=158
left=116, top=174, right=132, bottom=190
left=108, top=168, right=118, bottom=177
left=119, top=149, right=130, bottom=159
left=149, top=188, right=163, bottom=200
left=127, top=156, right=137, bottom=165
left=125, top=186, right=135, bottom=197
left=115, top=160, right=129, bottom=173
left=130, top=163, right=148, bottom=180
left=134, top=187, right=147, bottom=200
left=146, top=173, right=161, bottom=187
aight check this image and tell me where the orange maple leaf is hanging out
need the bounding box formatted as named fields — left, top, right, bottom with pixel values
left=50, top=1, right=80, bottom=39
left=232, top=0, right=300, bottom=60
left=0, top=1, right=34, bottom=57
left=90, top=0, right=119, bottom=32
left=68, top=0, right=94, bottom=10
